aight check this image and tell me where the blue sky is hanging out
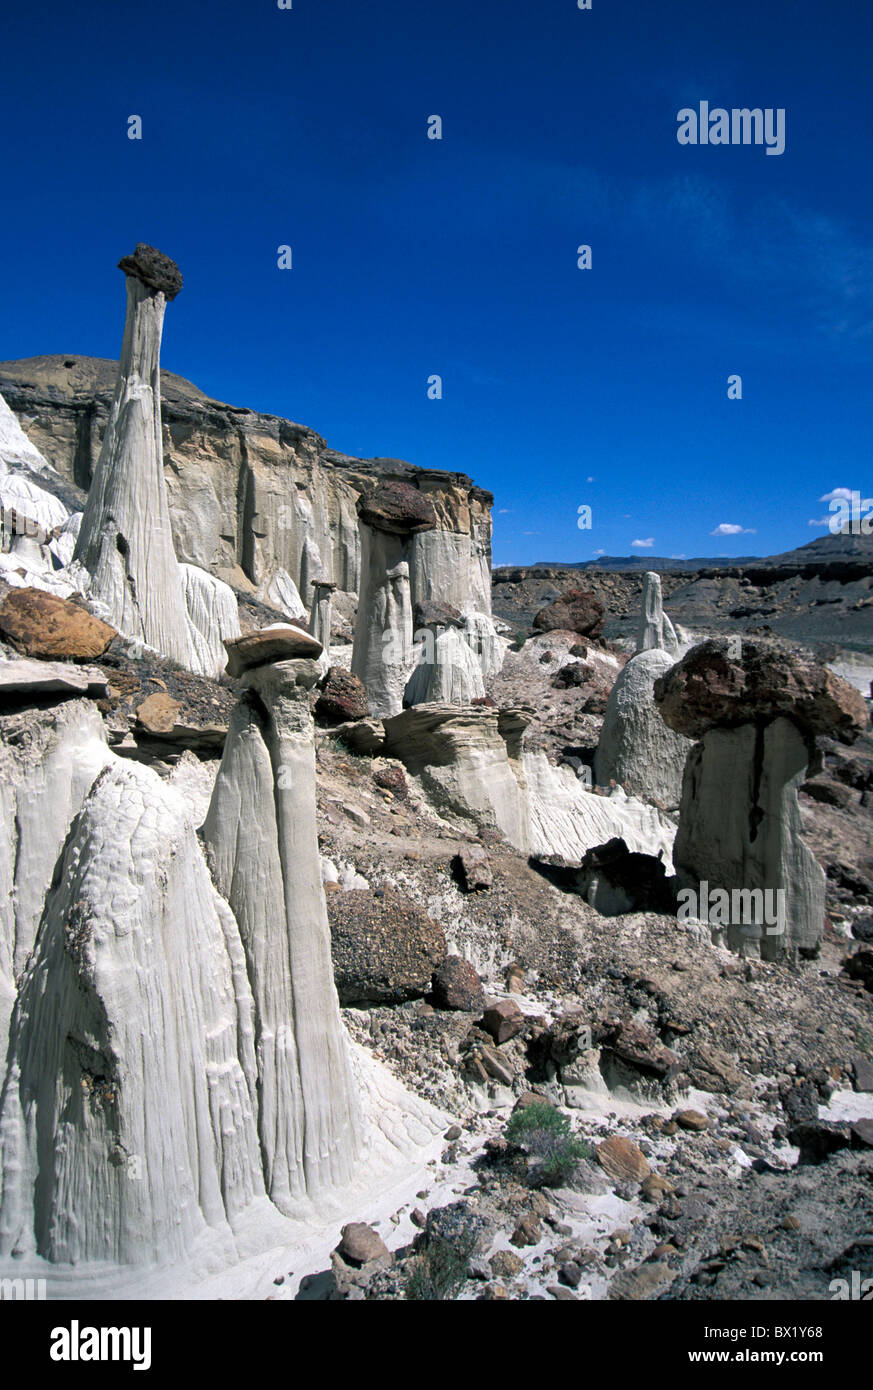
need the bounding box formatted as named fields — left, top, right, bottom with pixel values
left=1, top=0, right=871, bottom=565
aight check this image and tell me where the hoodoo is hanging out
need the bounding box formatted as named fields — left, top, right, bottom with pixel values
left=352, top=480, right=437, bottom=718
left=72, top=246, right=237, bottom=674
left=309, top=577, right=336, bottom=657
left=203, top=626, right=363, bottom=1203
left=594, top=572, right=689, bottom=808
left=636, top=571, right=680, bottom=657
left=655, top=638, right=868, bottom=958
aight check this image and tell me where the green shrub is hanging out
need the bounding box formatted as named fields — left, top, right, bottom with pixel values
left=405, top=1232, right=475, bottom=1301
left=504, top=1103, right=592, bottom=1186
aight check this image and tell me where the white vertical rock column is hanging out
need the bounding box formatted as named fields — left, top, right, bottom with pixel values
left=352, top=481, right=437, bottom=718
left=404, top=624, right=486, bottom=707
left=637, top=571, right=679, bottom=656
left=309, top=578, right=336, bottom=658
left=202, top=650, right=362, bottom=1206
left=73, top=245, right=195, bottom=668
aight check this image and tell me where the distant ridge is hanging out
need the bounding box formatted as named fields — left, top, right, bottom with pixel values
left=528, top=554, right=759, bottom=572
left=526, top=530, right=873, bottom=574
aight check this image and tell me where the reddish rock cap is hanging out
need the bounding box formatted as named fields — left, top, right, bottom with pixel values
left=357, top=480, right=437, bottom=536
left=653, top=638, right=868, bottom=741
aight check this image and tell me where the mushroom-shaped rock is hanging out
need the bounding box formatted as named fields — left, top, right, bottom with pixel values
left=656, top=641, right=866, bottom=962
left=352, top=484, right=439, bottom=717
left=309, top=578, right=336, bottom=654
left=532, top=589, right=605, bottom=640
left=654, top=639, right=868, bottom=741
left=73, top=246, right=238, bottom=675
left=356, top=479, right=437, bottom=536
left=224, top=623, right=323, bottom=678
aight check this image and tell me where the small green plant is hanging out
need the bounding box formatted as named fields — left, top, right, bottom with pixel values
left=405, top=1232, right=475, bottom=1301
left=504, top=1103, right=592, bottom=1186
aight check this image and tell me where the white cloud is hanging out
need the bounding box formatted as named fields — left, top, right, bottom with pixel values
left=631, top=537, right=654, bottom=548
left=587, top=476, right=595, bottom=483
left=819, top=487, right=853, bottom=503
left=809, top=517, right=832, bottom=528
left=710, top=522, right=756, bottom=535
left=594, top=547, right=606, bottom=555
left=497, top=508, right=512, bottom=514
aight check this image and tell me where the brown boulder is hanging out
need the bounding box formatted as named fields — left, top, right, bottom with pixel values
left=674, top=1109, right=710, bottom=1132
left=532, top=589, right=605, bottom=640
left=454, top=845, right=493, bottom=892
left=595, top=1135, right=651, bottom=1183
left=327, top=886, right=446, bottom=1005
left=600, top=1019, right=679, bottom=1082
left=357, top=480, right=437, bottom=536
left=338, top=1223, right=390, bottom=1266
left=431, top=955, right=486, bottom=1011
left=481, top=999, right=526, bottom=1045
left=0, top=588, right=116, bottom=660
left=654, top=638, right=868, bottom=741
left=118, top=243, right=183, bottom=300
left=135, top=691, right=182, bottom=734
left=315, top=667, right=369, bottom=725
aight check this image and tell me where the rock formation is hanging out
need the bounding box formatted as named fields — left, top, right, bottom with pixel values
left=379, top=702, right=675, bottom=865
left=594, top=648, right=690, bottom=809
left=524, top=750, right=676, bottom=867
left=203, top=629, right=362, bottom=1204
left=0, top=389, right=78, bottom=595
left=0, top=668, right=442, bottom=1280
left=404, top=624, right=486, bottom=708
left=655, top=639, right=868, bottom=959
left=71, top=249, right=237, bottom=676
left=309, top=578, right=336, bottom=656
left=637, top=571, right=680, bottom=656
left=1, top=359, right=495, bottom=626
left=594, top=576, right=690, bottom=808
left=382, top=704, right=532, bottom=848
left=352, top=482, right=437, bottom=718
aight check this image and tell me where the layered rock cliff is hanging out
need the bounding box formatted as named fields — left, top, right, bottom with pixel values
left=0, top=356, right=493, bottom=615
